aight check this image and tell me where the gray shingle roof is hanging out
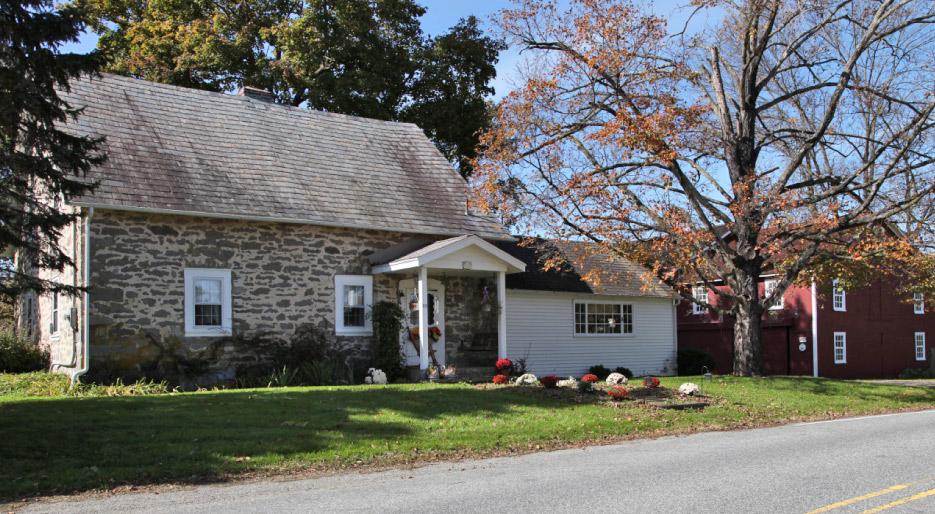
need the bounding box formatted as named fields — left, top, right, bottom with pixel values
left=495, top=238, right=673, bottom=298
left=60, top=73, right=508, bottom=239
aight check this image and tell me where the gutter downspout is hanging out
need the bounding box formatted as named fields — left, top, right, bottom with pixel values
left=49, top=210, right=80, bottom=371
left=71, top=207, right=92, bottom=387
left=811, top=280, right=819, bottom=378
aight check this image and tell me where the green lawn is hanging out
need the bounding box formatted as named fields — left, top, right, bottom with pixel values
left=2, top=375, right=934, bottom=500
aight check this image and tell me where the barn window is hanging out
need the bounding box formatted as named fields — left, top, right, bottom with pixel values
left=915, top=333, right=926, bottom=361
left=914, top=293, right=924, bottom=314
left=832, top=280, right=846, bottom=312
left=692, top=286, right=707, bottom=315
left=764, top=279, right=783, bottom=310
left=833, top=332, right=846, bottom=364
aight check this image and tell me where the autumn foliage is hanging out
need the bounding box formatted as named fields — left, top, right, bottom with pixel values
left=475, top=0, right=935, bottom=376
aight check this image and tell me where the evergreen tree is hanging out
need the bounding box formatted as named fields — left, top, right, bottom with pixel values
left=0, top=0, right=104, bottom=296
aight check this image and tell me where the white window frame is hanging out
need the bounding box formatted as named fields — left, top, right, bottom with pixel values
left=832, top=279, right=846, bottom=312
left=335, top=275, right=373, bottom=336
left=573, top=300, right=634, bottom=336
left=50, top=278, right=60, bottom=340
left=692, top=286, right=708, bottom=315
left=833, top=332, right=847, bottom=364
left=184, top=269, right=233, bottom=337
left=764, top=279, right=783, bottom=310
left=914, top=293, right=924, bottom=314
left=915, top=332, right=926, bottom=361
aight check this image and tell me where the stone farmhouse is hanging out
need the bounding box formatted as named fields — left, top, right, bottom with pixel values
left=18, top=73, right=677, bottom=384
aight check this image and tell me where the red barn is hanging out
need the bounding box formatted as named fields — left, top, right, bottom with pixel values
left=677, top=277, right=933, bottom=378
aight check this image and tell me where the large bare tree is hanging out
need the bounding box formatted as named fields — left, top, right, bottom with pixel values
left=474, top=0, right=935, bottom=375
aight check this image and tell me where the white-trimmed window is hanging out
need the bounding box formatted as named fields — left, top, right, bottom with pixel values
left=574, top=301, right=633, bottom=335
left=832, top=279, right=846, bottom=312
left=50, top=281, right=60, bottom=338
left=764, top=279, right=783, bottom=310
left=914, top=293, right=924, bottom=314
left=692, top=286, right=708, bottom=315
left=335, top=275, right=373, bottom=335
left=915, top=332, right=926, bottom=361
left=184, top=269, right=232, bottom=336
left=833, top=332, right=846, bottom=363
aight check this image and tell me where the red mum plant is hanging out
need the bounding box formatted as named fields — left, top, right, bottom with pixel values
left=582, top=374, right=599, bottom=382
left=492, top=374, right=509, bottom=385
left=607, top=386, right=628, bottom=400
left=651, top=377, right=660, bottom=388
left=495, top=358, right=513, bottom=373
left=540, top=375, right=559, bottom=388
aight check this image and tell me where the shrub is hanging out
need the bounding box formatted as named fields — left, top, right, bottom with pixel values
left=582, top=374, right=598, bottom=382
left=540, top=375, right=559, bottom=388
left=492, top=374, right=509, bottom=384
left=613, top=366, right=634, bottom=379
left=588, top=365, right=611, bottom=380
left=607, top=386, right=628, bottom=400
left=576, top=379, right=594, bottom=393
left=371, top=301, right=406, bottom=381
left=0, top=371, right=168, bottom=397
left=898, top=367, right=932, bottom=379
left=677, top=347, right=717, bottom=376
left=0, top=331, right=48, bottom=373
left=495, top=358, right=513, bottom=374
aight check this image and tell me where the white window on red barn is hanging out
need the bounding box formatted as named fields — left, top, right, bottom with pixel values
left=914, top=293, right=924, bottom=314
left=833, top=332, right=846, bottom=364
left=832, top=280, right=846, bottom=312
left=764, top=279, right=783, bottom=310
left=915, top=333, right=926, bottom=361
left=692, top=286, right=708, bottom=315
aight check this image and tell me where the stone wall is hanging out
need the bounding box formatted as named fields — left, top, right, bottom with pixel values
left=83, top=209, right=490, bottom=382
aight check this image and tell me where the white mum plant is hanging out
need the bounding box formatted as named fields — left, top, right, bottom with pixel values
left=515, top=373, right=538, bottom=385
left=557, top=376, right=577, bottom=388
left=365, top=368, right=387, bottom=385
left=678, top=382, right=702, bottom=396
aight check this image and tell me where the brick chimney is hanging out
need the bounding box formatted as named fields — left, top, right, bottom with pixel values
left=237, top=86, right=275, bottom=103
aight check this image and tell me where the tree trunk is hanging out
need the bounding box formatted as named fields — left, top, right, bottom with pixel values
left=732, top=265, right=765, bottom=377
left=733, top=302, right=764, bottom=376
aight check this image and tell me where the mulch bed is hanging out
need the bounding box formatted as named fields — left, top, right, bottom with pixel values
left=476, top=381, right=712, bottom=408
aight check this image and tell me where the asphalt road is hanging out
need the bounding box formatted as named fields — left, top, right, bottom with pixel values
left=18, top=409, right=935, bottom=514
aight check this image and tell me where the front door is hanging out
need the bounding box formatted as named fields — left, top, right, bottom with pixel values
left=398, top=278, right=445, bottom=367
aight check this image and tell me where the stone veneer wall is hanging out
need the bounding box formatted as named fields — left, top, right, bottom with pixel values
left=85, top=209, right=476, bottom=380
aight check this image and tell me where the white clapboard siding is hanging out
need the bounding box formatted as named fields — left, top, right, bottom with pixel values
left=505, top=291, right=677, bottom=377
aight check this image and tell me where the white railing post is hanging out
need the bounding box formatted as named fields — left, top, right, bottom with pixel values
left=418, top=267, right=429, bottom=370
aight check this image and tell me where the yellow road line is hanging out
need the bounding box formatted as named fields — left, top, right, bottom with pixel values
left=855, top=488, right=935, bottom=514
left=803, top=477, right=935, bottom=514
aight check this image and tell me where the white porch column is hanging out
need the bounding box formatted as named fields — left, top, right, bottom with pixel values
left=497, top=270, right=507, bottom=360
left=418, top=266, right=429, bottom=370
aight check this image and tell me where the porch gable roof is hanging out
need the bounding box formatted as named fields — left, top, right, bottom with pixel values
left=371, top=235, right=526, bottom=274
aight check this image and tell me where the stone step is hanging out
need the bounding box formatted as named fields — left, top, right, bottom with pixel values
left=405, top=366, right=496, bottom=383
